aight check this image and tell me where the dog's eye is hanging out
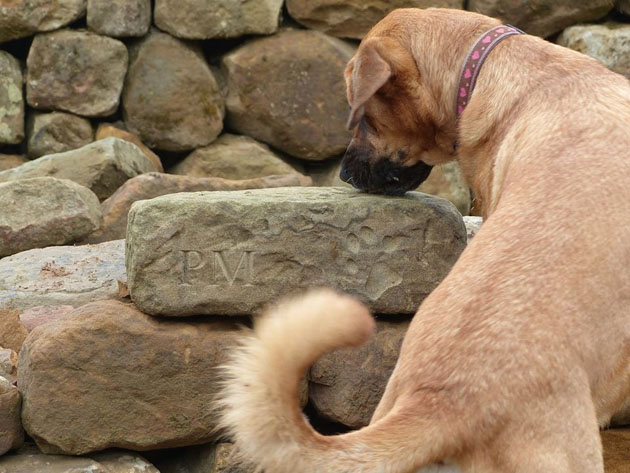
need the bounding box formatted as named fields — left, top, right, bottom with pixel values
left=362, top=117, right=378, bottom=134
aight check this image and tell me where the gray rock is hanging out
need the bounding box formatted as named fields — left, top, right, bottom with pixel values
left=0, top=0, right=86, bottom=44
left=0, top=376, right=23, bottom=456
left=19, top=300, right=241, bottom=454
left=126, top=188, right=466, bottom=316
left=123, top=31, right=224, bottom=151
left=0, top=177, right=101, bottom=258
left=0, top=138, right=160, bottom=200
left=87, top=0, right=151, bottom=37
left=287, top=0, right=464, bottom=39
left=464, top=216, right=483, bottom=242
left=558, top=23, right=630, bottom=79
left=26, top=30, right=128, bottom=117
left=0, top=52, right=24, bottom=145
left=0, top=240, right=125, bottom=312
left=154, top=0, right=283, bottom=39
left=0, top=349, right=17, bottom=385
left=26, top=112, right=94, bottom=159
left=0, top=155, right=27, bottom=172
left=19, top=305, right=76, bottom=332
left=223, top=29, right=354, bottom=161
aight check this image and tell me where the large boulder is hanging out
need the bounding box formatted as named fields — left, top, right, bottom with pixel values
left=467, top=0, right=613, bottom=38
left=558, top=23, right=630, bottom=79
left=0, top=52, right=24, bottom=145
left=0, top=240, right=125, bottom=311
left=126, top=188, right=466, bottom=316
left=18, top=300, right=242, bottom=454
left=154, top=0, right=283, bottom=39
left=0, top=0, right=86, bottom=44
left=87, top=0, right=151, bottom=37
left=286, top=0, right=464, bottom=39
left=0, top=377, right=23, bottom=456
left=223, top=29, right=354, bottom=161
left=26, top=30, right=128, bottom=117
left=0, top=138, right=160, bottom=200
left=123, top=31, right=224, bottom=151
left=0, top=177, right=101, bottom=258
left=26, top=112, right=94, bottom=159
left=95, top=123, right=163, bottom=172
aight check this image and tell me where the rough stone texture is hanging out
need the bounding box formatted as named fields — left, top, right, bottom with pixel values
left=0, top=52, right=24, bottom=145
left=602, top=429, right=630, bottom=472
left=127, top=188, right=466, bottom=316
left=123, top=31, right=224, bottom=152
left=0, top=310, right=28, bottom=352
left=0, top=348, right=18, bottom=385
left=155, top=0, right=283, bottom=39
left=0, top=376, right=23, bottom=455
left=87, top=172, right=312, bottom=244
left=26, top=112, right=94, bottom=159
left=0, top=0, right=86, bottom=44
left=310, top=319, right=408, bottom=428
left=558, top=23, right=630, bottom=79
left=19, top=306, right=76, bottom=333
left=171, top=134, right=301, bottom=180
left=0, top=240, right=125, bottom=311
left=223, top=29, right=354, bottom=161
left=468, top=0, right=613, bottom=38
left=96, top=123, right=163, bottom=172
left=18, top=300, right=242, bottom=454
left=26, top=30, right=128, bottom=117
left=0, top=138, right=160, bottom=200
left=87, top=0, right=151, bottom=37
left=0, top=155, right=27, bottom=171
left=0, top=177, right=101, bottom=258
left=464, top=216, right=483, bottom=242
left=287, top=0, right=464, bottom=39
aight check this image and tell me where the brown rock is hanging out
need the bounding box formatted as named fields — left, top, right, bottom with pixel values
left=617, top=0, right=630, bottom=15
left=19, top=306, right=75, bottom=332
left=87, top=0, right=151, bottom=37
left=0, top=348, right=18, bottom=385
left=18, top=300, right=242, bottom=454
left=123, top=31, right=224, bottom=151
left=26, top=112, right=94, bottom=159
left=602, top=429, right=630, bottom=472
left=223, top=29, right=354, bottom=161
left=87, top=172, right=312, bottom=243
left=0, top=310, right=28, bottom=353
left=26, top=30, right=128, bottom=117
left=96, top=123, right=163, bottom=172
left=0, top=155, right=27, bottom=171
left=0, top=51, right=24, bottom=145
left=0, top=376, right=23, bottom=455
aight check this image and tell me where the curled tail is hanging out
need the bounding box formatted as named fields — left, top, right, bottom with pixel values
left=216, top=289, right=448, bottom=473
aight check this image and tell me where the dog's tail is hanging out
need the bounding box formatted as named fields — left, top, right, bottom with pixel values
left=216, top=288, right=449, bottom=473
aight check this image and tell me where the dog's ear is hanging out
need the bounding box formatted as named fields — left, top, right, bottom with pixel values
left=346, top=41, right=392, bottom=130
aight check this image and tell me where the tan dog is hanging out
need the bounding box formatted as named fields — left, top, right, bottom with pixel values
left=217, top=8, right=630, bottom=473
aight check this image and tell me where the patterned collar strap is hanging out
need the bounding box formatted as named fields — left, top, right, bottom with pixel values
left=456, top=24, right=525, bottom=120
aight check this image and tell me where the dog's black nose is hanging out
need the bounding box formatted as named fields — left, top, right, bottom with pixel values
left=339, top=163, right=351, bottom=183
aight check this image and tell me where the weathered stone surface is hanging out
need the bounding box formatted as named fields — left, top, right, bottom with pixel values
left=310, top=319, right=408, bottom=428
left=0, top=0, right=86, bottom=43
left=0, top=376, right=23, bottom=455
left=19, top=300, right=241, bottom=454
left=558, top=23, right=630, bottom=79
left=123, top=31, right=224, bottom=151
left=464, top=216, right=483, bottom=242
left=0, top=310, right=28, bottom=352
left=87, top=172, right=312, bottom=244
left=602, top=429, right=630, bottom=472
left=26, top=112, right=93, bottom=159
left=0, top=52, right=24, bottom=145
left=468, top=0, right=613, bottom=38
left=26, top=30, right=128, bottom=117
left=155, top=0, right=283, bottom=39
left=96, top=123, right=163, bottom=172
left=87, top=0, right=151, bottom=37
left=0, top=138, right=159, bottom=200
left=19, top=306, right=75, bottom=333
left=223, top=29, right=354, bottom=161
left=127, top=188, right=466, bottom=316
left=0, top=240, right=125, bottom=311
left=287, top=0, right=464, bottom=39
left=0, top=155, right=27, bottom=172
left=0, top=349, right=18, bottom=385
left=0, top=177, right=101, bottom=258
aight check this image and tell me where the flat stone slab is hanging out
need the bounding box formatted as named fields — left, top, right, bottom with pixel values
left=126, top=188, right=466, bottom=316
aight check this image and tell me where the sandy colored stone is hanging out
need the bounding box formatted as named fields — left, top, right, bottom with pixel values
left=287, top=0, right=464, bottom=39
left=468, top=0, right=613, bottom=38
left=126, top=188, right=466, bottom=316
left=26, top=112, right=93, bottom=159
left=123, top=31, right=224, bottom=151
left=558, top=23, right=630, bottom=79
left=0, top=0, right=86, bottom=44
left=223, top=29, right=354, bottom=161
left=87, top=0, right=151, bottom=37
left=0, top=376, right=23, bottom=456
left=96, top=123, right=163, bottom=172
left=19, top=300, right=242, bottom=454
left=0, top=155, right=26, bottom=171
left=0, top=348, right=18, bottom=385
left=602, top=429, right=630, bottom=472
left=155, top=0, right=283, bottom=39
left=0, top=177, right=101, bottom=258
left=0, top=138, right=160, bottom=200
left=26, top=29, right=128, bottom=117
left=19, top=305, right=76, bottom=332
left=0, top=240, right=125, bottom=311
left=0, top=51, right=24, bottom=145
left=88, top=172, right=312, bottom=244
left=0, top=310, right=27, bottom=353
